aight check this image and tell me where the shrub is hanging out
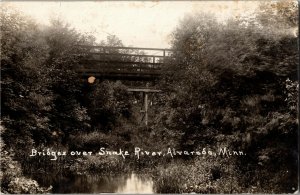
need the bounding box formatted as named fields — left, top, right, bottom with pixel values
left=0, top=124, right=51, bottom=194
left=7, top=177, right=52, bottom=194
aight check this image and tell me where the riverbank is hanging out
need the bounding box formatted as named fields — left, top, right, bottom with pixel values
left=19, top=150, right=250, bottom=193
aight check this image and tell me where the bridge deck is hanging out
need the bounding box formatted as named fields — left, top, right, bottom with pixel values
left=76, top=45, right=173, bottom=80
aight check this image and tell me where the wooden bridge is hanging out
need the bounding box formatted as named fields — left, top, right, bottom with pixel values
left=76, top=45, right=174, bottom=81
left=75, top=45, right=174, bottom=125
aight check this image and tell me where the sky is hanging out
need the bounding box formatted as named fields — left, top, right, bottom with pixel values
left=4, top=1, right=260, bottom=48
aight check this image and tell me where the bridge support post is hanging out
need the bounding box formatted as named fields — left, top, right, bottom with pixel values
left=144, top=92, right=148, bottom=126
left=127, top=88, right=161, bottom=126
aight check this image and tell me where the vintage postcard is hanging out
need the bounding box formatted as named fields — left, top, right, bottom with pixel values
left=0, top=1, right=299, bottom=194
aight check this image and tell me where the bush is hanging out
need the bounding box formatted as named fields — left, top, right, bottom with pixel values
left=7, top=177, right=52, bottom=194
left=0, top=124, right=51, bottom=194
left=153, top=157, right=243, bottom=193
left=69, top=155, right=127, bottom=175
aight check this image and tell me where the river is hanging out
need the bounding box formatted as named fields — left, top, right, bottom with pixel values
left=38, top=172, right=154, bottom=193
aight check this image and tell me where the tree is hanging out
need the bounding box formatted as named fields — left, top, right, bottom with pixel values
left=1, top=7, right=93, bottom=151
left=42, top=18, right=93, bottom=142
left=161, top=1, right=298, bottom=192
left=257, top=0, right=298, bottom=29
left=1, top=6, right=53, bottom=151
left=85, top=80, right=132, bottom=131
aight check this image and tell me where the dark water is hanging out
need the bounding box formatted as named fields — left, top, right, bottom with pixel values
left=34, top=172, right=154, bottom=193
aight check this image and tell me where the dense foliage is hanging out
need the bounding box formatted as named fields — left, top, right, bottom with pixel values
left=158, top=1, right=298, bottom=193
left=0, top=6, right=132, bottom=192
left=0, top=1, right=298, bottom=193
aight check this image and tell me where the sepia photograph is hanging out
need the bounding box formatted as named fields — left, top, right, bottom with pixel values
left=0, top=0, right=299, bottom=194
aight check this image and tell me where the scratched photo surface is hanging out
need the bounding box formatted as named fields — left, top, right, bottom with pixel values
left=0, top=1, right=299, bottom=194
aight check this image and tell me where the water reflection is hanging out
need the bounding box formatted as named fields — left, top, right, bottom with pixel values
left=116, top=173, right=153, bottom=194
left=46, top=172, right=153, bottom=193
